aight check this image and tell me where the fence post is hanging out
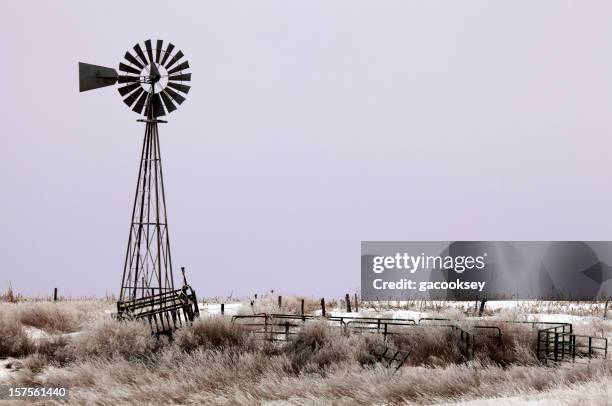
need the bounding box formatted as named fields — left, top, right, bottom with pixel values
left=346, top=293, right=352, bottom=313
left=589, top=336, right=593, bottom=358
left=354, top=293, right=359, bottom=312
left=478, top=299, right=487, bottom=317
left=301, top=299, right=305, bottom=321
left=53, top=288, right=58, bottom=302
left=221, top=303, right=225, bottom=315
left=604, top=300, right=609, bottom=320
left=278, top=295, right=282, bottom=309
left=320, top=298, right=326, bottom=317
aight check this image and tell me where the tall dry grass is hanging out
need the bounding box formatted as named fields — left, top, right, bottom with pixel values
left=174, top=316, right=246, bottom=351
left=0, top=308, right=33, bottom=357
left=1, top=301, right=111, bottom=334
left=9, top=344, right=612, bottom=405
left=64, top=319, right=163, bottom=360
left=2, top=299, right=611, bottom=404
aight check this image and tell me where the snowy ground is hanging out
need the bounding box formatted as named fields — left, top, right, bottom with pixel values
left=198, top=302, right=242, bottom=316
left=198, top=300, right=608, bottom=324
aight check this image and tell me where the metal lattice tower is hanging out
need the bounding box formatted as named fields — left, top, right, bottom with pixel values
left=120, top=112, right=175, bottom=302
left=79, top=39, right=199, bottom=334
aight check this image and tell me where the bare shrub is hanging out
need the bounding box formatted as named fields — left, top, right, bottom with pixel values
left=284, top=320, right=358, bottom=371
left=174, top=316, right=247, bottom=351
left=473, top=322, right=538, bottom=366
left=389, top=326, right=463, bottom=366
left=355, top=334, right=385, bottom=365
left=35, top=335, right=71, bottom=364
left=0, top=281, right=18, bottom=303
left=0, top=308, right=33, bottom=357
left=17, top=303, right=81, bottom=333
left=21, top=353, right=49, bottom=373
left=1, top=301, right=104, bottom=335
left=65, top=319, right=159, bottom=360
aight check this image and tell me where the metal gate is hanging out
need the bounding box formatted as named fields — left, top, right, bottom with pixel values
left=537, top=323, right=608, bottom=364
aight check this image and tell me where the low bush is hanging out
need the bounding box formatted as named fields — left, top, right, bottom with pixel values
left=65, top=319, right=161, bottom=360
left=174, top=316, right=246, bottom=351
left=0, top=309, right=33, bottom=357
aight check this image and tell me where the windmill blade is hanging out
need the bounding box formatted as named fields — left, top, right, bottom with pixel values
left=119, top=63, right=141, bottom=75
left=167, top=82, right=191, bottom=94
left=79, top=62, right=118, bottom=92
left=144, top=40, right=154, bottom=65
left=118, top=82, right=141, bottom=96
left=169, top=73, right=191, bottom=82
left=124, top=51, right=144, bottom=70
left=164, top=87, right=186, bottom=104
left=160, top=90, right=177, bottom=113
left=133, top=43, right=148, bottom=66
left=133, top=91, right=149, bottom=114
left=118, top=75, right=139, bottom=83
left=123, top=87, right=144, bottom=107
left=165, top=50, right=184, bottom=70
left=151, top=93, right=166, bottom=117
left=167, top=60, right=189, bottom=75
left=155, top=40, right=163, bottom=63
left=160, top=43, right=174, bottom=66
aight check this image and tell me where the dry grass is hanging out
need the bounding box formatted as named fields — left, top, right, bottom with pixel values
left=0, top=308, right=33, bottom=357
left=64, top=318, right=162, bottom=360
left=8, top=346, right=612, bottom=405
left=0, top=300, right=112, bottom=334
left=283, top=320, right=377, bottom=372
left=238, top=294, right=322, bottom=315
left=0, top=282, right=18, bottom=302
left=174, top=316, right=246, bottom=351
left=2, top=299, right=612, bottom=405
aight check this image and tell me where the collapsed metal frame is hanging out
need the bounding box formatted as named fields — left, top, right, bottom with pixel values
left=371, top=343, right=411, bottom=371
left=117, top=285, right=199, bottom=335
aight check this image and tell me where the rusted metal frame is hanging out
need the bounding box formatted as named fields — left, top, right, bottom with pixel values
left=371, top=343, right=410, bottom=371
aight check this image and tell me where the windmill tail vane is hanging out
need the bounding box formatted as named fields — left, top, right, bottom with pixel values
left=79, top=39, right=199, bottom=335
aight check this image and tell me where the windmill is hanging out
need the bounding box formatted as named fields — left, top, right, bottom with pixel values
left=79, top=39, right=199, bottom=334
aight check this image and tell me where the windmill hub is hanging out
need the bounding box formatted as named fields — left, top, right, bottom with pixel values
left=79, top=39, right=199, bottom=335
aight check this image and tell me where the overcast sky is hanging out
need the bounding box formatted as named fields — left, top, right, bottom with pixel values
left=1, top=1, right=612, bottom=298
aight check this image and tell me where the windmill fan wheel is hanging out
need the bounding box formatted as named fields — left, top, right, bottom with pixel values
left=118, top=39, right=191, bottom=118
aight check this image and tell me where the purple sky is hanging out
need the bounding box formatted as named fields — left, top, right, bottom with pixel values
left=1, top=1, right=612, bottom=298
